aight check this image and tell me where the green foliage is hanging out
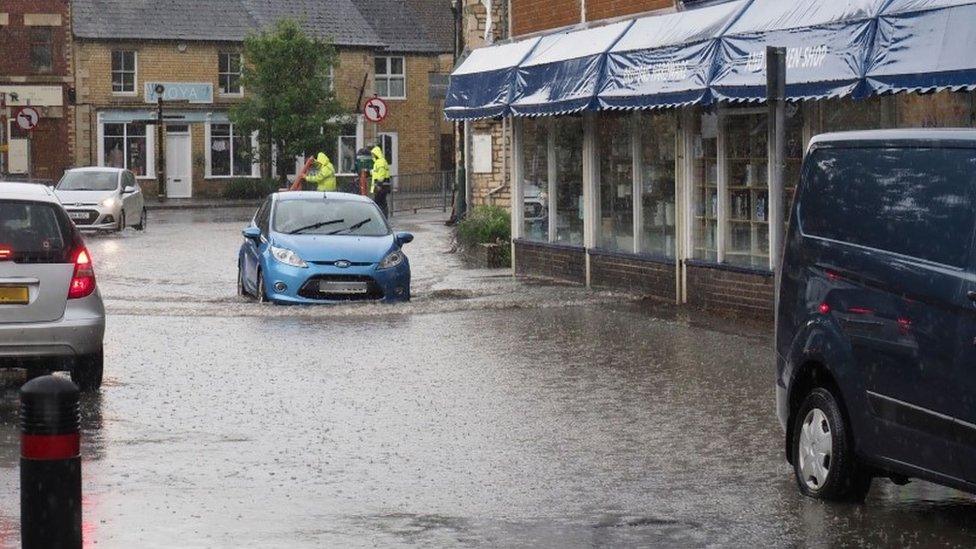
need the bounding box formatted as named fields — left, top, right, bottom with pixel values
left=230, top=19, right=344, bottom=183
left=221, top=178, right=281, bottom=200
left=456, top=205, right=511, bottom=250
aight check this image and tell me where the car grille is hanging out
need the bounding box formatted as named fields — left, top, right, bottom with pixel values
left=298, top=275, right=384, bottom=301
left=68, top=210, right=100, bottom=225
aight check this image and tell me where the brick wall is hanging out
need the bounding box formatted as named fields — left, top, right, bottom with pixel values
left=511, top=0, right=580, bottom=36
left=514, top=240, right=586, bottom=285
left=586, top=0, right=674, bottom=22
left=685, top=262, right=774, bottom=320
left=589, top=250, right=676, bottom=302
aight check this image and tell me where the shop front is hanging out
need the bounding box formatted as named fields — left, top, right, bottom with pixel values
left=447, top=0, right=976, bottom=318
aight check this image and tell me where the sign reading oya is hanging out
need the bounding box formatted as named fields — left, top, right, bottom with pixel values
left=144, top=82, right=214, bottom=104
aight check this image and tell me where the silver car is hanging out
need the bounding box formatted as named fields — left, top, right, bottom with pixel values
left=0, top=183, right=105, bottom=390
left=55, top=167, right=147, bottom=232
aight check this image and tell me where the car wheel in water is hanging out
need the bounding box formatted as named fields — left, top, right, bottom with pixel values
left=257, top=269, right=269, bottom=303
left=71, top=348, right=104, bottom=392
left=238, top=263, right=251, bottom=298
left=117, top=211, right=126, bottom=232
left=134, top=208, right=147, bottom=231
left=792, top=387, right=871, bottom=501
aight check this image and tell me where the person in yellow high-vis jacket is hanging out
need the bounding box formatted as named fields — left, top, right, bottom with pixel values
left=370, top=146, right=392, bottom=217
left=305, top=152, right=337, bottom=192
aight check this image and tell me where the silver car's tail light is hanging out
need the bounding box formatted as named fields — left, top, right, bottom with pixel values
left=68, top=248, right=96, bottom=299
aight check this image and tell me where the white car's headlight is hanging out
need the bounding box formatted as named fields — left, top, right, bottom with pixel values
left=378, top=250, right=405, bottom=270
left=270, top=245, right=308, bottom=268
left=101, top=196, right=118, bottom=208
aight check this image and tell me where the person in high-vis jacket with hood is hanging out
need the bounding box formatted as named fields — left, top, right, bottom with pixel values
left=370, top=146, right=392, bottom=217
left=305, top=152, right=337, bottom=192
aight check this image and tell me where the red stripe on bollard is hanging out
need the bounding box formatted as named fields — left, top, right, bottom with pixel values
left=21, top=433, right=80, bottom=460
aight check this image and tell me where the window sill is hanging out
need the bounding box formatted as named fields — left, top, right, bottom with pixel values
left=112, top=92, right=139, bottom=97
left=589, top=248, right=676, bottom=265
left=207, top=175, right=259, bottom=180
left=684, top=258, right=773, bottom=277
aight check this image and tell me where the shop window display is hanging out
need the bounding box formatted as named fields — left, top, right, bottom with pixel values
left=522, top=118, right=549, bottom=242
left=597, top=113, right=634, bottom=252
left=639, top=112, right=677, bottom=257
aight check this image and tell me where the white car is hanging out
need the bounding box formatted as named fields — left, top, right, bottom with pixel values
left=55, top=167, right=147, bottom=232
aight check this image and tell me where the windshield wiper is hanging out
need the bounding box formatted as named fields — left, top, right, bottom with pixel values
left=328, top=218, right=373, bottom=235
left=288, top=218, right=344, bottom=234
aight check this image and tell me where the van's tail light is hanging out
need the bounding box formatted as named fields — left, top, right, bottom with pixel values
left=68, top=248, right=96, bottom=299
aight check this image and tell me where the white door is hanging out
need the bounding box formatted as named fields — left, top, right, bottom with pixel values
left=7, top=121, right=29, bottom=174
left=378, top=132, right=398, bottom=177
left=166, top=125, right=192, bottom=198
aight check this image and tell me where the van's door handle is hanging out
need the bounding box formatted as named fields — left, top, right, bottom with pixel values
left=968, top=291, right=976, bottom=302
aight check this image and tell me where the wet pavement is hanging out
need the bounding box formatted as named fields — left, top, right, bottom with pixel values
left=2, top=207, right=976, bottom=547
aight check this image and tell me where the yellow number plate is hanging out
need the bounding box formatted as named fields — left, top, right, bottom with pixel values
left=0, top=286, right=29, bottom=305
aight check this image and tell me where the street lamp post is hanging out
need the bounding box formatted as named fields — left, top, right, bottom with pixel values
left=155, top=84, right=166, bottom=200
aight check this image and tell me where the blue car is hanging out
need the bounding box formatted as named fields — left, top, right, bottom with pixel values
left=237, top=192, right=412, bottom=304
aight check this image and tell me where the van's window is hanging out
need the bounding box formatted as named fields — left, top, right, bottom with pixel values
left=800, top=147, right=976, bottom=268
left=0, top=200, right=74, bottom=263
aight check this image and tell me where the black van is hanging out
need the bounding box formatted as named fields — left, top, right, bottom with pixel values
left=776, top=129, right=976, bottom=501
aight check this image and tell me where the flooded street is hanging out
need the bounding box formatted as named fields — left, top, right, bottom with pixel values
left=1, top=208, right=975, bottom=547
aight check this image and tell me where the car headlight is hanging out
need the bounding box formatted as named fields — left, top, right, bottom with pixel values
left=270, top=245, right=308, bottom=268
left=378, top=250, right=405, bottom=270
left=101, top=196, right=118, bottom=208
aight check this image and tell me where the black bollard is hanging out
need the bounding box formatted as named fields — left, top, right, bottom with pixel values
left=20, top=375, right=82, bottom=549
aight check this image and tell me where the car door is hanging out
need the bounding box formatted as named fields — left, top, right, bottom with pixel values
left=801, top=145, right=971, bottom=481
left=242, top=198, right=271, bottom=289
left=121, top=171, right=141, bottom=221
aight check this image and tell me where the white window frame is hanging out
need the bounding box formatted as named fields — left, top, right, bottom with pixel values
left=337, top=134, right=358, bottom=175
left=326, top=65, right=335, bottom=93
left=374, top=56, right=406, bottom=100
left=111, top=50, right=138, bottom=96
left=377, top=132, right=398, bottom=177
left=218, top=52, right=244, bottom=96
left=97, top=120, right=155, bottom=179
left=205, top=122, right=259, bottom=179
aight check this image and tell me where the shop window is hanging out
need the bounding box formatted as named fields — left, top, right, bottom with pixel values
left=692, top=113, right=719, bottom=262
left=112, top=51, right=137, bottom=94
left=209, top=123, right=253, bottom=177
left=103, top=123, right=148, bottom=177
left=219, top=53, right=243, bottom=95
left=522, top=118, right=549, bottom=242
left=30, top=28, right=53, bottom=73
left=553, top=116, right=584, bottom=246
left=638, top=111, right=677, bottom=258
left=375, top=56, right=406, bottom=99
left=725, top=112, right=770, bottom=268
left=596, top=113, right=634, bottom=252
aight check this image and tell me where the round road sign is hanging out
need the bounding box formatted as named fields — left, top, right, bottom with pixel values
left=15, top=107, right=40, bottom=131
left=364, top=97, right=388, bottom=123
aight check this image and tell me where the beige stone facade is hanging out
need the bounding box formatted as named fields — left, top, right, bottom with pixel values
left=72, top=39, right=451, bottom=197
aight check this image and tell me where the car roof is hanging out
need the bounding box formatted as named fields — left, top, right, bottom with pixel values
left=0, top=182, right=61, bottom=204
left=65, top=167, right=125, bottom=173
left=810, top=128, right=976, bottom=149
left=273, top=191, right=374, bottom=203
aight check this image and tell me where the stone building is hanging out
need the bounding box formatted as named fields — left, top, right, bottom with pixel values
left=70, top=0, right=453, bottom=198
left=0, top=0, right=74, bottom=181
left=450, top=0, right=976, bottom=318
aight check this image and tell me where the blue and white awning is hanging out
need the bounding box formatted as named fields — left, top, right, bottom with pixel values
left=866, top=0, right=976, bottom=94
left=509, top=20, right=634, bottom=117
left=444, top=37, right=541, bottom=121
left=711, top=0, right=887, bottom=102
left=444, top=0, right=976, bottom=119
left=599, top=0, right=749, bottom=110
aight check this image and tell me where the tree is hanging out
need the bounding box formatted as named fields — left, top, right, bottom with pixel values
left=230, top=19, right=344, bottom=184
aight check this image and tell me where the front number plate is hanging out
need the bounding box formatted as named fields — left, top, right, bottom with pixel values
left=69, top=212, right=88, bottom=220
left=319, top=281, right=368, bottom=294
left=0, top=286, right=29, bottom=305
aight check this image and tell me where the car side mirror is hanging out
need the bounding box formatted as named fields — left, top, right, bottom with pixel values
left=123, top=185, right=137, bottom=194
left=396, top=231, right=414, bottom=245
left=242, top=227, right=262, bottom=241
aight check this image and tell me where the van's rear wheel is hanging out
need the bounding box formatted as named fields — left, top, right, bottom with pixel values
left=792, top=387, right=871, bottom=501
left=71, top=348, right=104, bottom=392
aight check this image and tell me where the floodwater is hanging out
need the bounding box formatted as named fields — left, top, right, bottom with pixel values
left=0, top=208, right=974, bottom=547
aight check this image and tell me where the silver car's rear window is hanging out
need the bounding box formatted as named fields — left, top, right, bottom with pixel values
left=0, top=200, right=75, bottom=263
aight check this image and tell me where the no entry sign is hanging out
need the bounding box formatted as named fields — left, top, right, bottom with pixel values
left=15, top=107, right=39, bottom=131
left=363, top=97, right=388, bottom=123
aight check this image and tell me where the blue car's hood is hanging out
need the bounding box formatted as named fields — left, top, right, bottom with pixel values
left=271, top=232, right=395, bottom=263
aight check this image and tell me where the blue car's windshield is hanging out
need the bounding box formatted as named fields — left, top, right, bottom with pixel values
left=273, top=199, right=389, bottom=236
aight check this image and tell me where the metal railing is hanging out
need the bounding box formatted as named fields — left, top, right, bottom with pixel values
left=389, top=171, right=454, bottom=216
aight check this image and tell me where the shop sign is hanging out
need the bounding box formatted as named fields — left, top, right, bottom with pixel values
left=144, top=82, right=214, bottom=104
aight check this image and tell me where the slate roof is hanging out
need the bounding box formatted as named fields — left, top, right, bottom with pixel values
left=72, top=0, right=452, bottom=53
